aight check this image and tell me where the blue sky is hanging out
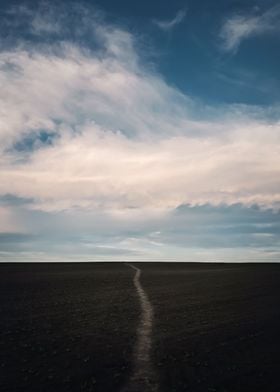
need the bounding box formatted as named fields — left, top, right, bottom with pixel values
left=0, top=0, right=280, bottom=261
left=89, top=0, right=280, bottom=105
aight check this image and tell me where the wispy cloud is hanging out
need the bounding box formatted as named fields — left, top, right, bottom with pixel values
left=220, top=5, right=280, bottom=53
left=153, top=8, right=187, bottom=32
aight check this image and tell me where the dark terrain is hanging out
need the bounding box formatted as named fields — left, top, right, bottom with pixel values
left=1, top=262, right=280, bottom=392
left=141, top=263, right=280, bottom=392
left=0, top=263, right=139, bottom=392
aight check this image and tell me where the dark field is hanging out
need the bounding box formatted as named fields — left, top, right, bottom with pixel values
left=141, top=263, right=280, bottom=392
left=0, top=263, right=139, bottom=392
left=1, top=262, right=280, bottom=392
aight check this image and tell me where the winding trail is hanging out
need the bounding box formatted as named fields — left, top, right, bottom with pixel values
left=123, top=263, right=158, bottom=392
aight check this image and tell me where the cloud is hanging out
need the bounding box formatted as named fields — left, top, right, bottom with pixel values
left=1, top=202, right=279, bottom=262
left=0, top=2, right=280, bottom=261
left=153, top=8, right=187, bottom=32
left=0, top=3, right=280, bottom=214
left=220, top=5, right=280, bottom=53
left=1, top=91, right=280, bottom=213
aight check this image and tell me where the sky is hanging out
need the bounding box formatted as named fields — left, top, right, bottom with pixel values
left=0, top=0, right=280, bottom=262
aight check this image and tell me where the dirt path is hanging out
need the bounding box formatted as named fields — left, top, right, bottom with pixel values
left=123, top=263, right=158, bottom=392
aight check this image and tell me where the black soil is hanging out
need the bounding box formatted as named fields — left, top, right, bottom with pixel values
left=140, top=262, right=280, bottom=392
left=0, top=262, right=138, bottom=392
left=1, top=262, right=280, bottom=392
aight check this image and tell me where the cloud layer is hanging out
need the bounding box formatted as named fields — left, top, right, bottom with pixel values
left=0, top=3, right=280, bottom=261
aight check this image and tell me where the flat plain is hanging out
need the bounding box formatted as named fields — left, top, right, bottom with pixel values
left=0, top=263, right=139, bottom=392
left=1, top=262, right=280, bottom=392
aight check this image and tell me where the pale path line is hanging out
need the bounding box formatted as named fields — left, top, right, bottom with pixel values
left=123, top=263, right=158, bottom=392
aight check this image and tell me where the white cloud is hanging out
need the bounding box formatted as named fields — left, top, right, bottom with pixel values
left=1, top=117, right=280, bottom=213
left=153, top=8, right=187, bottom=32
left=220, top=5, right=280, bottom=53
left=0, top=3, right=279, bottom=262
left=0, top=3, right=280, bottom=236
